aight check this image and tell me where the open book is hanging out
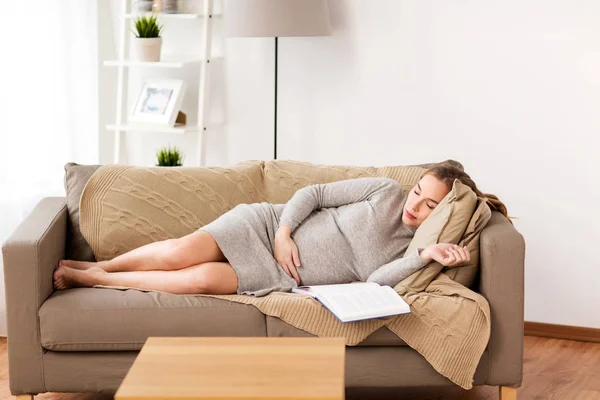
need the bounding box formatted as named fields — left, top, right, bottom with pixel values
left=291, top=282, right=411, bottom=323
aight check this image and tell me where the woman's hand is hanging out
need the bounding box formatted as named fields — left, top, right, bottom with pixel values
left=420, top=243, right=470, bottom=267
left=274, top=226, right=301, bottom=284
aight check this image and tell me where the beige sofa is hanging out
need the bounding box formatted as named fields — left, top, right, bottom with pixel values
left=2, top=160, right=525, bottom=398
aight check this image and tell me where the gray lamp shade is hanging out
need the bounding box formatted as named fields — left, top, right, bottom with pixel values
left=224, top=0, right=332, bottom=38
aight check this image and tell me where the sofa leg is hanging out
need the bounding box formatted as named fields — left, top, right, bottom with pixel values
left=15, top=396, right=34, bottom=400
left=500, top=386, right=517, bottom=400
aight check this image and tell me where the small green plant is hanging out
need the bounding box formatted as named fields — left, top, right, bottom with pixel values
left=133, top=14, right=163, bottom=38
left=156, top=145, right=184, bottom=166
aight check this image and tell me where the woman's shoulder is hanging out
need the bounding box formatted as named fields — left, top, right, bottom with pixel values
left=355, top=177, right=405, bottom=202
left=364, top=177, right=404, bottom=192
left=349, top=176, right=402, bottom=187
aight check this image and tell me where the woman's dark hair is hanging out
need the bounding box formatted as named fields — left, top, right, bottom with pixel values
left=422, top=163, right=512, bottom=223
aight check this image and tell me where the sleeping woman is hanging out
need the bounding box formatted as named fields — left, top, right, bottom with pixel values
left=53, top=163, right=509, bottom=296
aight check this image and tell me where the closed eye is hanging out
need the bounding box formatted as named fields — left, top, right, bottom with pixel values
left=414, top=189, right=436, bottom=210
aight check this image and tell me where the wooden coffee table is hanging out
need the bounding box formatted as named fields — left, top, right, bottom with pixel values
left=115, top=336, right=346, bottom=400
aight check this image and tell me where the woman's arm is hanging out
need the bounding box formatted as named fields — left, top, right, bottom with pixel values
left=366, top=244, right=471, bottom=287
left=366, top=249, right=430, bottom=287
left=278, top=177, right=401, bottom=232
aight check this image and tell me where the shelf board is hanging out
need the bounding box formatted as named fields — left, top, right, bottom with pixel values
left=103, top=59, right=203, bottom=68
left=104, top=55, right=222, bottom=68
left=124, top=12, right=222, bottom=20
left=107, top=124, right=201, bottom=134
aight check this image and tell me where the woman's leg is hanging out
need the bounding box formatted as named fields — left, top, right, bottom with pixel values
left=60, top=230, right=226, bottom=273
left=53, top=261, right=239, bottom=295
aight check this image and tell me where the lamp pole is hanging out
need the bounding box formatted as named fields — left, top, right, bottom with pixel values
left=223, top=0, right=331, bottom=160
left=274, top=37, right=278, bottom=160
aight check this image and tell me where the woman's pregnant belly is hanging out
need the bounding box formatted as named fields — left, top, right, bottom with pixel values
left=289, top=209, right=360, bottom=286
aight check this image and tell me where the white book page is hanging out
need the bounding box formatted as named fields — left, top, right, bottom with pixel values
left=297, top=282, right=378, bottom=296
left=293, top=283, right=410, bottom=322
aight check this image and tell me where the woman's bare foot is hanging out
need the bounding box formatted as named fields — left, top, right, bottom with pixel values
left=53, top=265, right=107, bottom=290
left=58, top=259, right=109, bottom=271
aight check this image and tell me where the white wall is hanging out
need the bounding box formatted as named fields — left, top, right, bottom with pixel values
left=100, top=1, right=600, bottom=328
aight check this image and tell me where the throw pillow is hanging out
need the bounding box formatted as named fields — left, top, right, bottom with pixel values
left=397, top=179, right=483, bottom=293
left=442, top=198, right=492, bottom=288
left=64, top=162, right=101, bottom=261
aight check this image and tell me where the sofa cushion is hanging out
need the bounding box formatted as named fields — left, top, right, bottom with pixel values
left=79, top=160, right=267, bottom=261
left=265, top=316, right=408, bottom=346
left=39, top=288, right=267, bottom=351
left=64, top=162, right=101, bottom=261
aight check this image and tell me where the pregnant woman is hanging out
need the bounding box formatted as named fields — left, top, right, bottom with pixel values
left=53, top=163, right=509, bottom=296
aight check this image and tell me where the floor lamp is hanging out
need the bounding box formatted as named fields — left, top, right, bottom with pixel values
left=224, top=0, right=331, bottom=160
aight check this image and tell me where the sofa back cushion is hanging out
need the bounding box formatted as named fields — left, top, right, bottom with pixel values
left=79, top=161, right=266, bottom=261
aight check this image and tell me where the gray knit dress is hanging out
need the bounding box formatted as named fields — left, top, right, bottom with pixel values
left=198, top=177, right=429, bottom=297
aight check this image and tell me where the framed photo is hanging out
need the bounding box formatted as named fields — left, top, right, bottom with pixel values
left=129, top=79, right=187, bottom=126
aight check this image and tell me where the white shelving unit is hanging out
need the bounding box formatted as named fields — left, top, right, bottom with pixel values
left=103, top=59, right=203, bottom=68
left=106, top=124, right=200, bottom=135
left=123, top=12, right=222, bottom=20
left=105, top=0, right=217, bottom=166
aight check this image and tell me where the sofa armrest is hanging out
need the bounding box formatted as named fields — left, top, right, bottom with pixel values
left=2, top=197, right=67, bottom=395
left=479, top=212, right=526, bottom=387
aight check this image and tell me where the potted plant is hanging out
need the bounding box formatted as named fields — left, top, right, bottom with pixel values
left=132, top=14, right=163, bottom=62
left=156, top=145, right=184, bottom=166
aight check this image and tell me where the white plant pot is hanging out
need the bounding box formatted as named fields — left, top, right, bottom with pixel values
left=131, top=37, right=162, bottom=62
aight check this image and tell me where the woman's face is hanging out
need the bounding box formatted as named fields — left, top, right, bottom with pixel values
left=402, top=174, right=450, bottom=228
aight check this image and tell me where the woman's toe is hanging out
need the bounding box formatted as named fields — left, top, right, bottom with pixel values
left=53, top=265, right=72, bottom=290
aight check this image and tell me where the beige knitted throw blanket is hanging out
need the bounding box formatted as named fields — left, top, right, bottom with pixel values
left=82, top=162, right=492, bottom=389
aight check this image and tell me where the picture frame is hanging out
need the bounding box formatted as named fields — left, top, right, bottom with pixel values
left=129, top=79, right=187, bottom=126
